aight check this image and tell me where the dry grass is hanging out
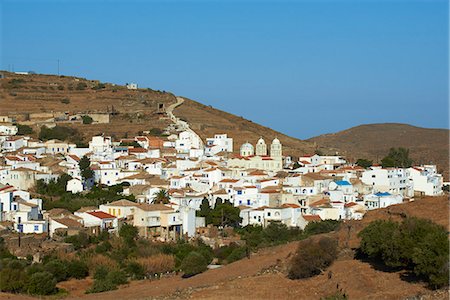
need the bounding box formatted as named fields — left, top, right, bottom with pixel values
left=136, top=254, right=175, bottom=276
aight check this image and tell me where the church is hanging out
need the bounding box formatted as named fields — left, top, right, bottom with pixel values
left=227, top=138, right=283, bottom=172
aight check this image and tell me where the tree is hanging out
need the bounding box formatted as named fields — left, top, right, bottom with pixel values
left=381, top=147, right=413, bottom=168
left=180, top=251, right=208, bottom=277
left=79, top=155, right=94, bottom=180
left=356, top=158, right=373, bottom=168
left=358, top=217, right=449, bottom=288
left=119, top=224, right=139, bottom=246
left=288, top=237, right=338, bottom=279
left=197, top=197, right=211, bottom=224
left=210, top=200, right=241, bottom=227
left=153, top=189, right=170, bottom=204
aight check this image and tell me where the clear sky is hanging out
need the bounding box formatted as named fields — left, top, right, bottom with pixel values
left=1, top=0, right=448, bottom=139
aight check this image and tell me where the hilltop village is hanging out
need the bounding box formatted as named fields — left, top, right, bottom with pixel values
left=0, top=118, right=444, bottom=244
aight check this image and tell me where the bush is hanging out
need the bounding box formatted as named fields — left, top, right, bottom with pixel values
left=65, top=232, right=90, bottom=250
left=288, top=237, right=338, bottom=279
left=359, top=218, right=449, bottom=288
left=86, top=279, right=117, bottom=294
left=226, top=246, right=247, bottom=263
left=95, top=241, right=113, bottom=254
left=44, top=259, right=68, bottom=282
left=93, top=265, right=110, bottom=280
left=0, top=268, right=28, bottom=293
left=180, top=251, right=208, bottom=277
left=137, top=254, right=175, bottom=276
left=106, top=270, right=128, bottom=285
left=81, top=115, right=93, bottom=124
left=304, top=220, right=341, bottom=237
left=27, top=271, right=57, bottom=295
left=67, top=260, right=89, bottom=279
left=60, top=98, right=70, bottom=104
left=16, top=124, right=33, bottom=135
left=76, top=82, right=87, bottom=90
left=125, top=261, right=145, bottom=280
left=39, top=125, right=80, bottom=142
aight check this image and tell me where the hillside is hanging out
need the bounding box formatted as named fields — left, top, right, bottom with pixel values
left=32, top=195, right=449, bottom=299
left=1, top=72, right=446, bottom=170
left=174, top=97, right=317, bottom=157
left=0, top=71, right=318, bottom=156
left=308, top=123, right=449, bottom=179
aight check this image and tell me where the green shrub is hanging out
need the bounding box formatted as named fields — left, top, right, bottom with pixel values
left=86, top=279, right=117, bottom=294
left=180, top=251, right=208, bottom=277
left=106, top=270, right=128, bottom=285
left=95, top=241, right=112, bottom=254
left=125, top=261, right=145, bottom=280
left=0, top=268, right=28, bottom=293
left=16, top=124, right=33, bottom=135
left=358, top=217, right=449, bottom=289
left=93, top=265, right=110, bottom=280
left=226, top=246, right=247, bottom=263
left=304, top=220, right=341, bottom=237
left=81, top=115, right=93, bottom=124
left=76, top=82, right=87, bottom=90
left=44, top=259, right=68, bottom=282
left=67, top=260, right=89, bottom=279
left=288, top=237, right=338, bottom=279
left=27, top=271, right=57, bottom=295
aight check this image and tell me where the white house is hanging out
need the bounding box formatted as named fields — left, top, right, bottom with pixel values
left=363, top=192, right=403, bottom=210
left=408, top=166, right=443, bottom=196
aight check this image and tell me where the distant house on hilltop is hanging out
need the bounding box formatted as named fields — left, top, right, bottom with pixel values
left=126, top=83, right=138, bottom=90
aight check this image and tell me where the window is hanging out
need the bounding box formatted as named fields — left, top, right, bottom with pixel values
left=247, top=200, right=251, bottom=205
left=372, top=175, right=376, bottom=178
left=34, top=225, right=39, bottom=231
left=237, top=190, right=242, bottom=195
left=267, top=212, right=271, bottom=217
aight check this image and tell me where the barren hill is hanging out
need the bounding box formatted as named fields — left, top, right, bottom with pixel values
left=0, top=72, right=318, bottom=156
left=1, top=72, right=446, bottom=170
left=174, top=97, right=317, bottom=157
left=308, top=123, right=449, bottom=179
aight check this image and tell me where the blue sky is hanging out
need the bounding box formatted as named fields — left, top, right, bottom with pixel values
left=1, top=0, right=448, bottom=139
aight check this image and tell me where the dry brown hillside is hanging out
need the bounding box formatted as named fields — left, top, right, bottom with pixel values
left=0, top=72, right=177, bottom=139
left=174, top=97, right=317, bottom=157
left=0, top=71, right=318, bottom=156
left=42, top=195, right=450, bottom=299
left=308, top=123, right=449, bottom=179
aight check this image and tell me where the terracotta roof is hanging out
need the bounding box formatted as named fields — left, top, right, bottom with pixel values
left=344, top=202, right=358, bottom=208
left=87, top=211, right=116, bottom=219
left=219, top=179, right=239, bottom=183
left=302, top=215, right=322, bottom=222
left=68, top=154, right=80, bottom=162
left=281, top=203, right=301, bottom=208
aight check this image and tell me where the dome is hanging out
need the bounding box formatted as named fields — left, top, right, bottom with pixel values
left=240, top=142, right=254, bottom=157
left=272, top=138, right=281, bottom=145
left=257, top=137, right=266, bottom=145
left=240, top=142, right=254, bottom=151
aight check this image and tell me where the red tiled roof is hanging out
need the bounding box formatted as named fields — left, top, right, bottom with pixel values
left=87, top=211, right=116, bottom=219
left=302, top=215, right=322, bottom=221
